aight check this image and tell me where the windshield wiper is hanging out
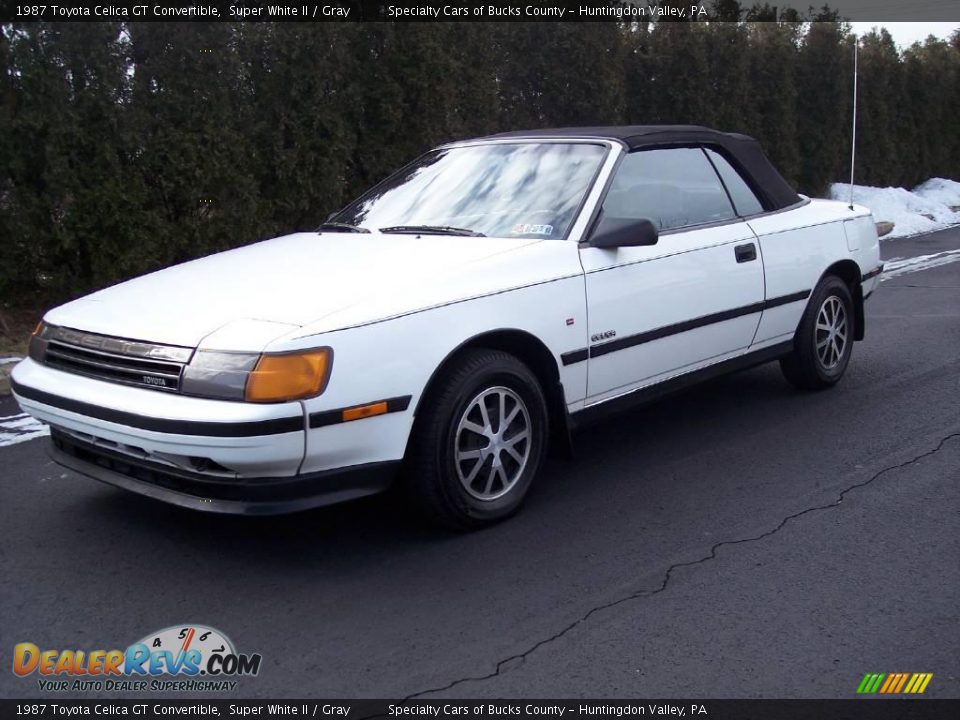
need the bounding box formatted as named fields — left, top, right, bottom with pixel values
left=317, top=222, right=370, bottom=234
left=379, top=225, right=485, bottom=237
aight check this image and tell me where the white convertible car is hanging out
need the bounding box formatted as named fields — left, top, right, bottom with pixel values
left=12, top=126, right=883, bottom=528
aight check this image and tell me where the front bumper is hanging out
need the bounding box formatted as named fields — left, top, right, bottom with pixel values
left=49, top=428, right=397, bottom=515
left=11, top=357, right=306, bottom=477
left=12, top=357, right=407, bottom=514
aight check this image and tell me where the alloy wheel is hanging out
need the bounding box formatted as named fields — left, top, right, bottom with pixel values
left=815, top=295, right=847, bottom=370
left=454, top=386, right=532, bottom=501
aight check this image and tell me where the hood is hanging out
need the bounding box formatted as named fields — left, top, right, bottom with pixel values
left=44, top=232, right=564, bottom=349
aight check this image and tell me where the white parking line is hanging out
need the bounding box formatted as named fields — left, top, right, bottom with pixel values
left=882, top=248, right=960, bottom=280
left=0, top=413, right=49, bottom=448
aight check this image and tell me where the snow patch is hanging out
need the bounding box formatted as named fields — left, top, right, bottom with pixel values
left=882, top=249, right=960, bottom=280
left=913, top=178, right=960, bottom=207
left=0, top=413, right=49, bottom=448
left=0, top=356, right=23, bottom=365
left=829, top=178, right=960, bottom=239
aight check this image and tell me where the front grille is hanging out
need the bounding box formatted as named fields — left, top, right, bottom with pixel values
left=39, top=327, right=192, bottom=393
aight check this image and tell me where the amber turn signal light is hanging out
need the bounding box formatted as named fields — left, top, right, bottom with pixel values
left=342, top=401, right=388, bottom=423
left=244, top=348, right=332, bottom=403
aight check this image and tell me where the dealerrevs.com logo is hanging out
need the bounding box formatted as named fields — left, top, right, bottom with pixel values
left=13, top=624, right=261, bottom=692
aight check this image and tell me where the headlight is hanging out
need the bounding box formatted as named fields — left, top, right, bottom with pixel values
left=183, top=348, right=333, bottom=403
left=244, top=349, right=333, bottom=403
left=181, top=351, right=261, bottom=401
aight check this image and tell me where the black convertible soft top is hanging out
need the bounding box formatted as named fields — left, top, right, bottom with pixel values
left=485, top=125, right=801, bottom=212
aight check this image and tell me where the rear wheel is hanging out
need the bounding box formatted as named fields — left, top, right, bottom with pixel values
left=780, top=275, right=854, bottom=390
left=405, top=348, right=549, bottom=530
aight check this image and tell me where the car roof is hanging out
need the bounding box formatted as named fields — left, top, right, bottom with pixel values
left=480, top=125, right=801, bottom=212
left=485, top=124, right=740, bottom=147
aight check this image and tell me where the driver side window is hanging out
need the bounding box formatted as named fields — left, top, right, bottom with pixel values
left=602, top=148, right=736, bottom=231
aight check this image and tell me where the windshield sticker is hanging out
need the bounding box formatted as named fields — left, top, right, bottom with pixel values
left=511, top=223, right=554, bottom=236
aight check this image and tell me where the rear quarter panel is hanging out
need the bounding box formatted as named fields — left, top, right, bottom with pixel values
left=748, top=199, right=877, bottom=345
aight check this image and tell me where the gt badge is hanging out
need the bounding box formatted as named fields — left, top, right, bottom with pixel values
left=591, top=330, right=617, bottom=343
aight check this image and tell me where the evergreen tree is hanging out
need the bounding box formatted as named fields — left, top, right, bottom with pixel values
left=640, top=22, right=715, bottom=125
left=0, top=26, right=19, bottom=302
left=127, top=23, right=262, bottom=271
left=3, top=23, right=138, bottom=298
left=497, top=22, right=625, bottom=128
left=795, top=20, right=853, bottom=194
left=744, top=3, right=777, bottom=22
left=746, top=21, right=801, bottom=187
left=711, top=0, right=744, bottom=22
left=902, top=38, right=960, bottom=184
left=349, top=23, right=494, bottom=190
left=704, top=21, right=756, bottom=134
left=855, top=29, right=908, bottom=186
left=2, top=17, right=959, bottom=308
left=623, top=21, right=654, bottom=124
left=235, top=23, right=362, bottom=228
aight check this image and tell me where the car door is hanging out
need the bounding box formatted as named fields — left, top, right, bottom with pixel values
left=578, top=146, right=765, bottom=404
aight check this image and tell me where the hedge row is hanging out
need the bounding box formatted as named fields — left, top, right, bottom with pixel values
left=1, top=15, right=958, bottom=304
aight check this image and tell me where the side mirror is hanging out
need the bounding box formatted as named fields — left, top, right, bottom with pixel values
left=588, top=216, right=659, bottom=249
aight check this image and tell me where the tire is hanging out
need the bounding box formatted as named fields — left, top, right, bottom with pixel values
left=780, top=274, right=855, bottom=391
left=405, top=348, right=549, bottom=530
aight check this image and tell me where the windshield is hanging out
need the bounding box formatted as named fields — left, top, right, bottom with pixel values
left=331, top=142, right=608, bottom=240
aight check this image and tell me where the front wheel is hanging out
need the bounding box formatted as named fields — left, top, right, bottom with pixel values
left=780, top=275, right=855, bottom=390
left=405, top=348, right=549, bottom=530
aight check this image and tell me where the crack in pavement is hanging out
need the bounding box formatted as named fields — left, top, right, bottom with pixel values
left=405, top=432, right=960, bottom=700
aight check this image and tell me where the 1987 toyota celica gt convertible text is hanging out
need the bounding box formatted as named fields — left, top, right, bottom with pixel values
left=12, top=126, right=883, bottom=528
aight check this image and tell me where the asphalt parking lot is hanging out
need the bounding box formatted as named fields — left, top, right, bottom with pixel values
left=1, top=229, right=958, bottom=700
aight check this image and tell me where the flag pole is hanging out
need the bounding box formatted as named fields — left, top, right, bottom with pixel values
left=849, top=36, right=859, bottom=210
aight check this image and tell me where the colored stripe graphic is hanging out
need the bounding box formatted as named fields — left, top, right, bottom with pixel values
left=881, top=673, right=904, bottom=693
left=857, top=673, right=886, bottom=694
left=857, top=672, right=933, bottom=694
left=906, top=673, right=934, bottom=694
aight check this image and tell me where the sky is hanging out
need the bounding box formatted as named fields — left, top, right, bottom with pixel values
left=848, top=22, right=960, bottom=48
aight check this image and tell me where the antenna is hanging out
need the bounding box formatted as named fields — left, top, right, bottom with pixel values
left=849, top=36, right=859, bottom=210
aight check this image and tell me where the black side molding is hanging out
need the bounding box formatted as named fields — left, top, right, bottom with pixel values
left=570, top=340, right=794, bottom=429
left=561, top=290, right=810, bottom=366
left=560, top=348, right=589, bottom=367
left=862, top=265, right=884, bottom=282
left=309, top=396, right=412, bottom=429
left=11, top=378, right=304, bottom=437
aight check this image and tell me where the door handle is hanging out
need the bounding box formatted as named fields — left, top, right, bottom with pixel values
left=735, top=243, right=757, bottom=263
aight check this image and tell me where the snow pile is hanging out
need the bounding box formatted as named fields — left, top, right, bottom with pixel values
left=913, top=177, right=960, bottom=206
left=829, top=178, right=960, bottom=238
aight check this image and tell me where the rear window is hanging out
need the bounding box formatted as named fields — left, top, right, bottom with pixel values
left=705, top=148, right=765, bottom=216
